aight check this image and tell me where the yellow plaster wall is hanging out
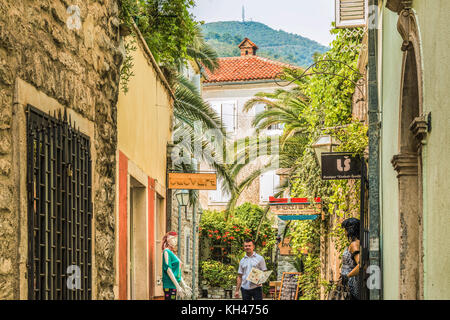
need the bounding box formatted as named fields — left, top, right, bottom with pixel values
left=117, top=36, right=173, bottom=188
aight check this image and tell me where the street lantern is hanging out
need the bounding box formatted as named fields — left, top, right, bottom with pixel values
left=311, top=134, right=341, bottom=168
left=175, top=189, right=190, bottom=264
left=175, top=189, right=189, bottom=207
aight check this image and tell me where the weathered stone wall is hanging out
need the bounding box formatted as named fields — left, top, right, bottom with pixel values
left=199, top=284, right=234, bottom=299
left=0, top=0, right=122, bottom=299
left=169, top=190, right=201, bottom=299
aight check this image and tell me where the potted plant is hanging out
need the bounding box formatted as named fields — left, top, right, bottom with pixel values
left=200, top=260, right=236, bottom=298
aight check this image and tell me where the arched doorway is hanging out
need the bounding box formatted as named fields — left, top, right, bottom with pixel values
left=391, top=10, right=425, bottom=300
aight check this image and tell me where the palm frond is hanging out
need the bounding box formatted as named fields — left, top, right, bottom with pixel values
left=186, top=25, right=219, bottom=72
left=174, top=74, right=225, bottom=134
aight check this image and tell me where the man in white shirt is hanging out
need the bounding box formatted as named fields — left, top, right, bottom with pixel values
left=234, top=238, right=267, bottom=300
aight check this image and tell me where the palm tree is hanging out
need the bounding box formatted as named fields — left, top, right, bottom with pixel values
left=169, top=27, right=235, bottom=201
left=215, top=82, right=316, bottom=242
left=226, top=85, right=311, bottom=213
left=120, top=3, right=233, bottom=200
left=186, top=25, right=220, bottom=74
left=243, top=87, right=310, bottom=146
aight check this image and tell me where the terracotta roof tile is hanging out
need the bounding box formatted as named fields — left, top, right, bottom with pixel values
left=204, top=55, right=295, bottom=84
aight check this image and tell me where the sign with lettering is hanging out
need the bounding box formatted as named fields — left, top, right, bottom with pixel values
left=269, top=198, right=322, bottom=220
left=278, top=272, right=301, bottom=300
left=278, top=237, right=293, bottom=256
left=321, top=152, right=362, bottom=180
left=269, top=203, right=322, bottom=215
left=168, top=173, right=217, bottom=190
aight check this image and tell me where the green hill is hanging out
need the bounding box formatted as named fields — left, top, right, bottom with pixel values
left=201, top=21, right=329, bottom=67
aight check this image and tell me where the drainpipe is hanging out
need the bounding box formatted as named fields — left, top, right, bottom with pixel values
left=178, top=202, right=182, bottom=256
left=367, top=0, right=382, bottom=300
left=191, top=200, right=197, bottom=299
left=191, top=157, right=199, bottom=300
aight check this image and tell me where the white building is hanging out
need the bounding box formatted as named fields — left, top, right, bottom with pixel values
left=199, top=38, right=295, bottom=211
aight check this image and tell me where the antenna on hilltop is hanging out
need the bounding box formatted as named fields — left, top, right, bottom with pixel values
left=242, top=5, right=245, bottom=22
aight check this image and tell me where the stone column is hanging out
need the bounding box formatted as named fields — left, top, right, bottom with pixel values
left=391, top=153, right=420, bottom=299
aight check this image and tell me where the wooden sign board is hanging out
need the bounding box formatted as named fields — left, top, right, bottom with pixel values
left=269, top=203, right=322, bottom=216
left=278, top=237, right=293, bottom=256
left=168, top=172, right=217, bottom=190
left=278, top=272, right=301, bottom=300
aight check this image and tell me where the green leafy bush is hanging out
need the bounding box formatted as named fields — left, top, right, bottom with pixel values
left=199, top=203, right=277, bottom=292
left=285, top=26, right=367, bottom=299
left=120, top=0, right=198, bottom=70
left=200, top=260, right=236, bottom=289
left=199, top=203, right=276, bottom=266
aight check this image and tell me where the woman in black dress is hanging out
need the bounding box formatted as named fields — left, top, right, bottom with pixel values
left=340, top=218, right=360, bottom=300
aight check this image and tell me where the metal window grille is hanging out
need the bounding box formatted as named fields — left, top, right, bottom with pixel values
left=26, top=105, right=92, bottom=300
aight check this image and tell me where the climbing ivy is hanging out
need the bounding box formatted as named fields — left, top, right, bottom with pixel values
left=286, top=26, right=366, bottom=299
left=299, top=26, right=364, bottom=129
left=120, top=37, right=137, bottom=94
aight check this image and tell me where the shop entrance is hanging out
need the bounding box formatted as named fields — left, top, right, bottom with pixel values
left=128, top=177, right=148, bottom=299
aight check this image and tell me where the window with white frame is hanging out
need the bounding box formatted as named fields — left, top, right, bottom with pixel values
left=210, top=101, right=237, bottom=133
left=253, top=103, right=283, bottom=130
left=208, top=178, right=231, bottom=204
left=254, top=103, right=265, bottom=115
left=335, top=0, right=368, bottom=28
left=259, top=170, right=280, bottom=203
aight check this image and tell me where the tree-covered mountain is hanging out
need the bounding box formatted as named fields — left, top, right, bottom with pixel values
left=201, top=21, right=329, bottom=67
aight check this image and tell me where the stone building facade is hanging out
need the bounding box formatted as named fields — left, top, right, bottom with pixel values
left=199, top=39, right=294, bottom=212
left=167, top=192, right=202, bottom=299
left=0, top=0, right=123, bottom=299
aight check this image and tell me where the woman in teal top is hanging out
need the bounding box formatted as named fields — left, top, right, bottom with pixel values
left=162, top=231, right=192, bottom=300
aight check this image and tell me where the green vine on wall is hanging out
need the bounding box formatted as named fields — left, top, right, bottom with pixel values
left=286, top=25, right=366, bottom=299
left=120, top=37, right=137, bottom=94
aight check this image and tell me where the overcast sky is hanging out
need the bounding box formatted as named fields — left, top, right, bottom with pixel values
left=191, top=0, right=336, bottom=47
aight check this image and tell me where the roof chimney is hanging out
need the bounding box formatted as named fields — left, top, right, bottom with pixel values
left=238, top=38, right=258, bottom=56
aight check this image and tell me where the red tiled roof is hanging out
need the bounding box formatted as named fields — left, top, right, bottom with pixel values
left=204, top=55, right=295, bottom=84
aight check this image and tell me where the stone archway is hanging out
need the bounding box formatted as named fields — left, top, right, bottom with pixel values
left=390, top=7, right=425, bottom=300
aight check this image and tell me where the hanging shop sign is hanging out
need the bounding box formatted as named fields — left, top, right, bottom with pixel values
left=278, top=237, right=293, bottom=256
left=168, top=172, right=217, bottom=190
left=321, top=152, right=362, bottom=180
left=269, top=197, right=322, bottom=221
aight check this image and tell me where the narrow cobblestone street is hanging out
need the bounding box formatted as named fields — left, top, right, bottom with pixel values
left=0, top=0, right=448, bottom=302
